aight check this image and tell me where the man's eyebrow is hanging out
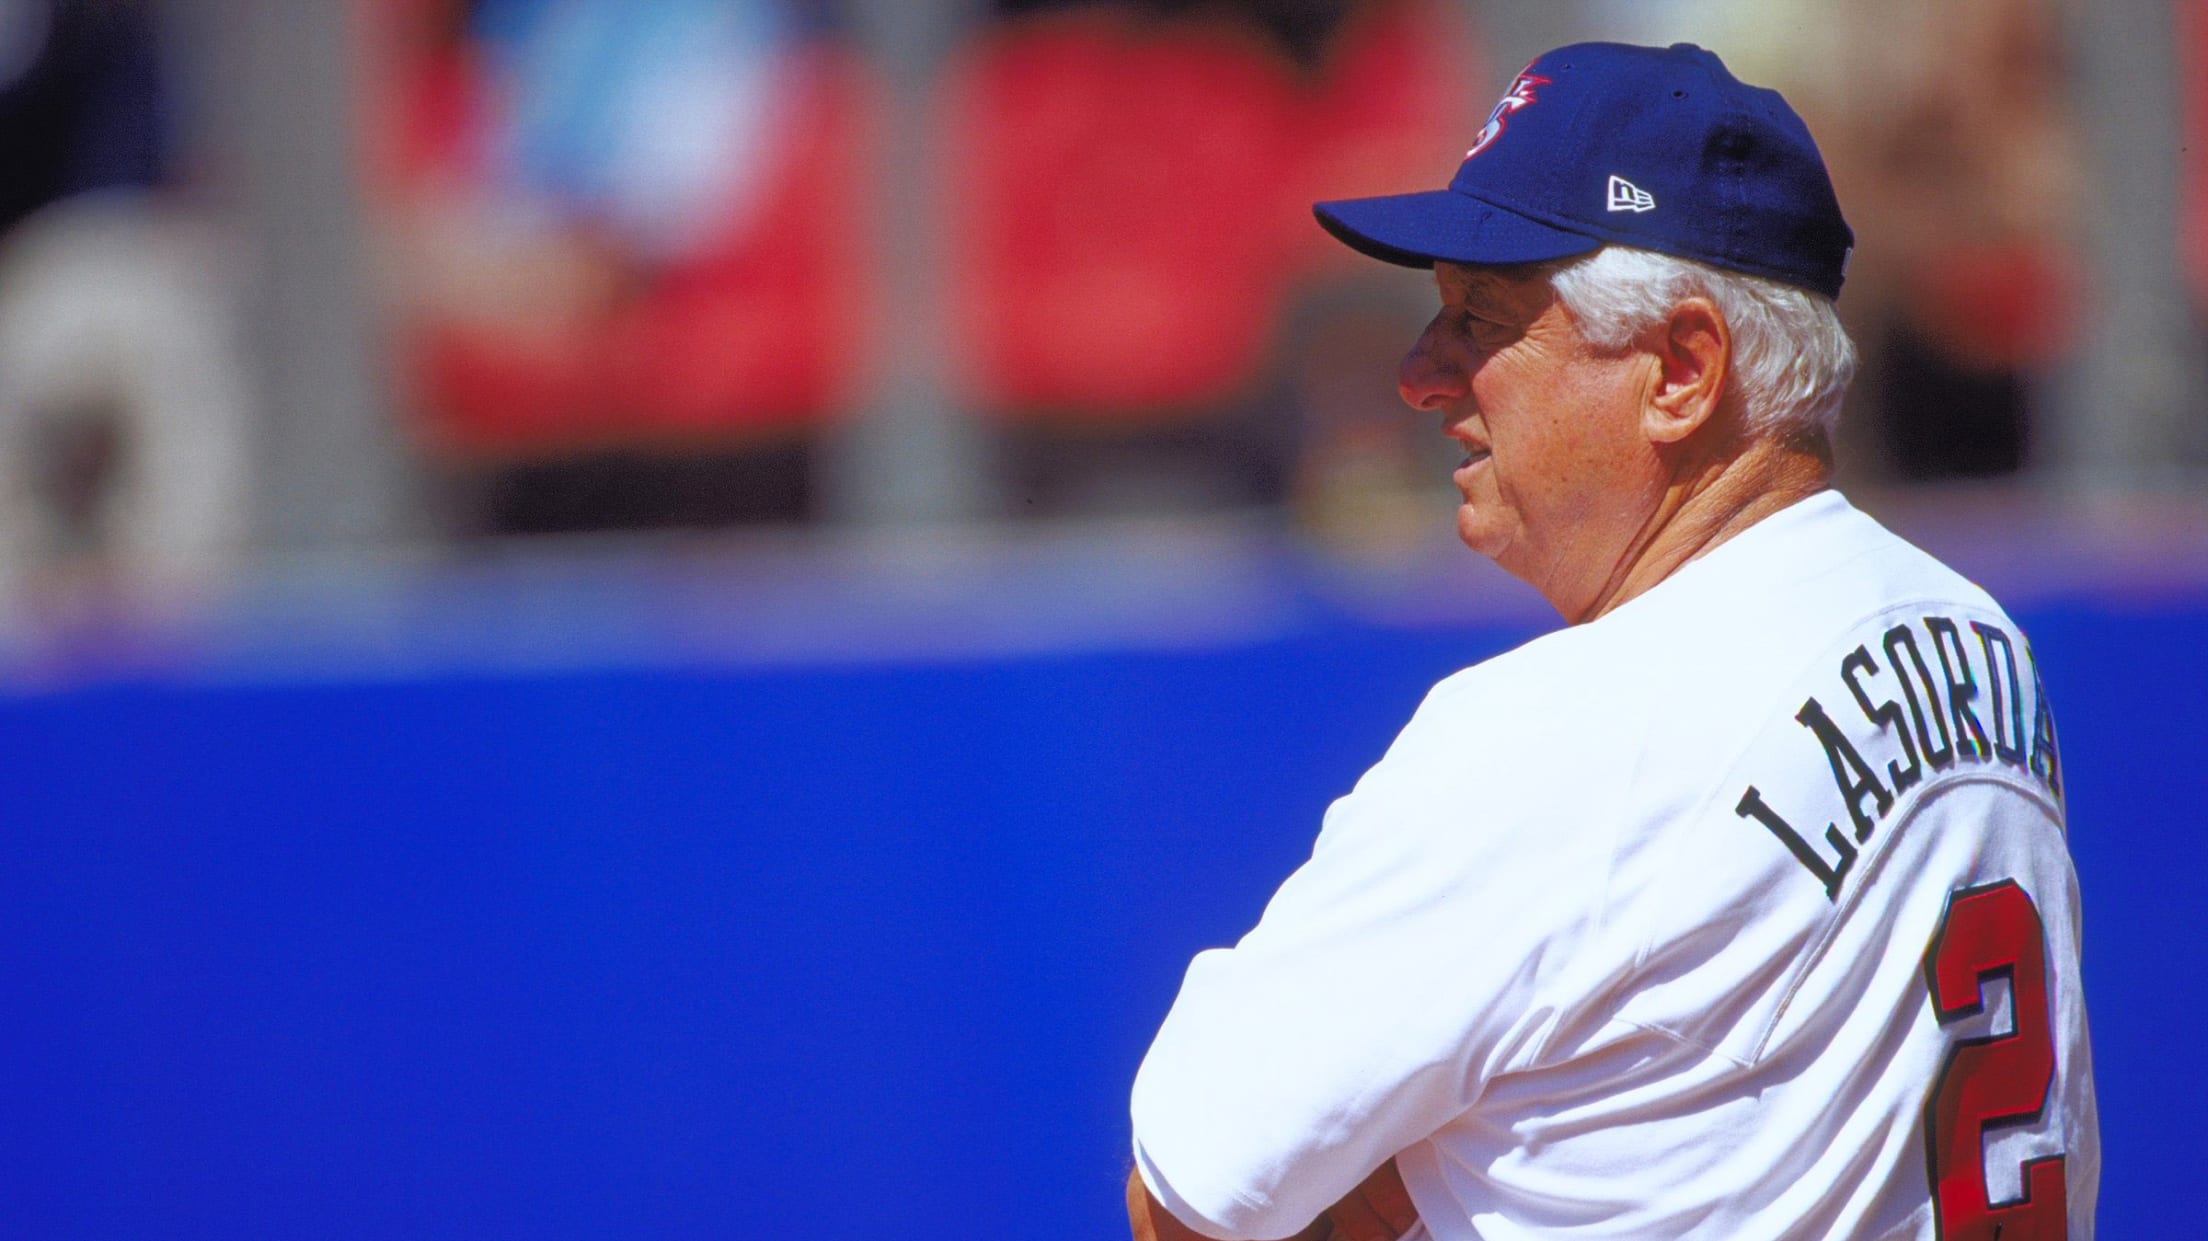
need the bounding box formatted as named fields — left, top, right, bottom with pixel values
left=1441, top=264, right=1534, bottom=301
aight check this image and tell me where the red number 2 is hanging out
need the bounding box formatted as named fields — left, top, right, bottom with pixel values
left=1923, top=880, right=2068, bottom=1241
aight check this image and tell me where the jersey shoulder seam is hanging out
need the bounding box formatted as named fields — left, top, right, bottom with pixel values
left=1747, top=770, right=2065, bottom=1062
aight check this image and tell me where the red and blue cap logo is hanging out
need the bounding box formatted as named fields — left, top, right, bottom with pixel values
left=1463, top=64, right=1552, bottom=162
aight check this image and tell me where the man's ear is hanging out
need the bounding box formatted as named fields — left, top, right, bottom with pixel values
left=1642, top=297, right=1730, bottom=445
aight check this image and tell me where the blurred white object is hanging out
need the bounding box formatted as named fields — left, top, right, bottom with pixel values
left=0, top=192, right=253, bottom=619
left=476, top=0, right=795, bottom=258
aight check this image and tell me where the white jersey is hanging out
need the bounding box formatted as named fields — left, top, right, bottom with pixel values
left=1131, top=491, right=2098, bottom=1241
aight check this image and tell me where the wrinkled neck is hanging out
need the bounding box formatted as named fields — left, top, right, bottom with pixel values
left=1565, top=439, right=1831, bottom=624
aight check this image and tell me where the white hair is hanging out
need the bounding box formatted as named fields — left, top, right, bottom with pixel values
left=1548, top=246, right=1857, bottom=439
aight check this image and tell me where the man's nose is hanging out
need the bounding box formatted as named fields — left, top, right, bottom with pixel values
left=1398, top=320, right=1467, bottom=412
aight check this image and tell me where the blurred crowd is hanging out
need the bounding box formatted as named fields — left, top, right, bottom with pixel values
left=366, top=0, right=1478, bottom=535
left=0, top=0, right=2203, bottom=611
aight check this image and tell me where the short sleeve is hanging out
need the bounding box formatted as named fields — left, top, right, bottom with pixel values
left=1129, top=675, right=1616, bottom=1239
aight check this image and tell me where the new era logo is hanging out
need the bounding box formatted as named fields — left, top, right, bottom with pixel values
left=1607, top=175, right=1656, bottom=213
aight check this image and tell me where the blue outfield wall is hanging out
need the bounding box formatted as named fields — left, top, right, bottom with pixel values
left=0, top=585, right=2200, bottom=1238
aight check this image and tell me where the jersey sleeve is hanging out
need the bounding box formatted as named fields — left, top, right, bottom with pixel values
left=1129, top=672, right=1618, bottom=1240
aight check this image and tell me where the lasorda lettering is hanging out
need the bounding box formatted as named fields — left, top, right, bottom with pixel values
left=2028, top=643, right=2064, bottom=803
left=1972, top=622, right=2029, bottom=770
left=1841, top=645, right=1923, bottom=796
left=1795, top=696, right=1890, bottom=844
left=1926, top=618, right=1991, bottom=763
left=1736, top=617, right=2062, bottom=897
left=1885, top=624, right=1955, bottom=771
left=1735, top=785, right=1853, bottom=902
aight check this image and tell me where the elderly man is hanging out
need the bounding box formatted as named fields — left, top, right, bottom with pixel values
left=1126, top=42, right=2097, bottom=1241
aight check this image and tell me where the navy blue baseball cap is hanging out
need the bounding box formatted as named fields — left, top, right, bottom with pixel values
left=1313, top=42, right=1854, bottom=299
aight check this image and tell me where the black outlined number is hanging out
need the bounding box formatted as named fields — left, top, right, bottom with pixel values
left=1923, top=880, right=2067, bottom=1240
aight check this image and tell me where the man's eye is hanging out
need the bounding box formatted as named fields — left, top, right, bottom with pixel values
left=1455, top=308, right=1516, bottom=343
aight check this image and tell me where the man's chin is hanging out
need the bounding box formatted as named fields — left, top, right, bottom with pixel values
left=1455, top=507, right=1509, bottom=561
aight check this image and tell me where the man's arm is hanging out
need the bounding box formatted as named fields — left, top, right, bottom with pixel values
left=1126, top=1159, right=1418, bottom=1241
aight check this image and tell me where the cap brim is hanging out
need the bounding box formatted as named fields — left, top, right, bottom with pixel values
left=1313, top=189, right=1604, bottom=270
